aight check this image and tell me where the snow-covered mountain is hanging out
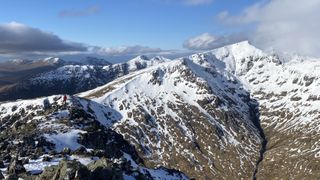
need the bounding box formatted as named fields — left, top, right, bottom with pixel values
left=1, top=41, right=320, bottom=179
left=79, top=49, right=263, bottom=179
left=0, top=55, right=169, bottom=101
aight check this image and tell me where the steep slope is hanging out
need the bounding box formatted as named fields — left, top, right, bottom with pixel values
left=80, top=53, right=262, bottom=179
left=0, top=95, right=187, bottom=179
left=0, top=56, right=169, bottom=101
left=234, top=51, right=320, bottom=179
left=80, top=41, right=320, bottom=179
left=189, top=41, right=320, bottom=179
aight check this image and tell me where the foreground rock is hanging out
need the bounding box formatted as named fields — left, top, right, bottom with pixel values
left=0, top=95, right=187, bottom=179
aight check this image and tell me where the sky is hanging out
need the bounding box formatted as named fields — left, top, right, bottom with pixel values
left=0, top=0, right=319, bottom=62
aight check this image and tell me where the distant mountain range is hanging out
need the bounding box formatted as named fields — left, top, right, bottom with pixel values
left=0, top=56, right=169, bottom=101
left=1, top=41, right=320, bottom=179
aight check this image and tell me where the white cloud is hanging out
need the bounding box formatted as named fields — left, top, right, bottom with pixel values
left=0, top=22, right=174, bottom=60
left=218, top=0, right=320, bottom=57
left=0, top=22, right=87, bottom=54
left=183, top=32, right=247, bottom=50
left=0, top=22, right=181, bottom=62
left=183, top=0, right=213, bottom=5
left=58, top=5, right=101, bottom=17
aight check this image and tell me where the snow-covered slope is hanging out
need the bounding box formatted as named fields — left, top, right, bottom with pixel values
left=182, top=41, right=320, bottom=179
left=80, top=48, right=262, bottom=179
left=80, top=41, right=320, bottom=179
left=0, top=55, right=169, bottom=101
left=0, top=95, right=187, bottom=179
left=230, top=49, right=320, bottom=179
left=1, top=41, right=320, bottom=179
left=32, top=55, right=169, bottom=83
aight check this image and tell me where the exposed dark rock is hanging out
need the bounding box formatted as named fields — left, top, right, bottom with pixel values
left=21, top=158, right=29, bottom=165
left=37, top=160, right=90, bottom=180
left=0, top=171, right=4, bottom=179
left=5, top=174, right=18, bottom=180
left=0, top=160, right=5, bottom=168
left=72, top=146, right=87, bottom=156
left=62, top=147, right=71, bottom=155
left=8, top=158, right=26, bottom=175
left=3, top=155, right=12, bottom=163
left=42, top=156, right=52, bottom=162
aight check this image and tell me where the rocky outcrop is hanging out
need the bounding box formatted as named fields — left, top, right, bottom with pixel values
left=0, top=95, right=187, bottom=179
left=37, top=160, right=91, bottom=180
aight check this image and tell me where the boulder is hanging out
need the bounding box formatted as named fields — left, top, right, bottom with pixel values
left=62, top=147, right=71, bottom=155
left=42, top=156, right=52, bottom=162
left=6, top=174, right=18, bottom=180
left=0, top=160, right=5, bottom=168
left=72, top=146, right=87, bottom=156
left=37, top=160, right=90, bottom=180
left=0, top=171, right=4, bottom=179
left=8, top=159, right=26, bottom=174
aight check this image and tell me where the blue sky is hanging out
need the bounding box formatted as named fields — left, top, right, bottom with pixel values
left=0, top=0, right=256, bottom=48
left=0, top=0, right=319, bottom=61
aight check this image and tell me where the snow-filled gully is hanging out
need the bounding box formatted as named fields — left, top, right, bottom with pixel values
left=250, top=101, right=268, bottom=180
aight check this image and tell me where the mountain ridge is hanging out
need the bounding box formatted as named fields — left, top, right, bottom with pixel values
left=1, top=41, right=320, bottom=179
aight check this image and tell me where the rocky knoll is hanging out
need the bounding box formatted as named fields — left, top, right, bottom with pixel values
left=0, top=95, right=187, bottom=179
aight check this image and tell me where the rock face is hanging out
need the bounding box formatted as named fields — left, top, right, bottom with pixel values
left=1, top=41, right=320, bottom=179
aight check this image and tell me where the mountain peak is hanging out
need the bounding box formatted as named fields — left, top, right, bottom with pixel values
left=150, top=56, right=171, bottom=62
left=212, top=41, right=265, bottom=61
left=8, top=58, right=32, bottom=64
left=80, top=56, right=112, bottom=66
left=42, top=57, right=64, bottom=65
left=132, top=55, right=149, bottom=61
left=183, top=41, right=269, bottom=77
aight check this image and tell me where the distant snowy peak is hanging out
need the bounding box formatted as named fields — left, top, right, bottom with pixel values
left=8, top=58, right=33, bottom=64
left=132, top=55, right=149, bottom=61
left=7, top=57, right=65, bottom=66
left=150, top=56, right=171, bottom=62
left=42, top=57, right=65, bottom=65
left=110, top=55, right=171, bottom=72
left=128, top=55, right=171, bottom=64
left=273, top=51, right=320, bottom=64
left=183, top=41, right=281, bottom=76
left=79, top=56, right=112, bottom=66
left=214, top=41, right=265, bottom=60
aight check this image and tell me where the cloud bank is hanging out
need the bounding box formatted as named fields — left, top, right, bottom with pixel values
left=218, top=0, right=320, bottom=57
left=0, top=22, right=87, bottom=54
left=183, top=32, right=247, bottom=50
left=0, top=22, right=173, bottom=61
